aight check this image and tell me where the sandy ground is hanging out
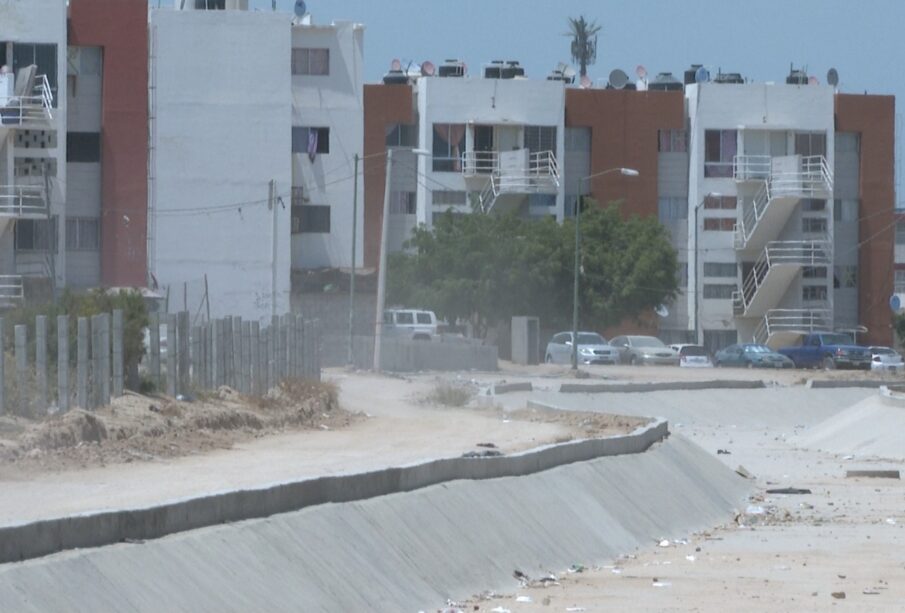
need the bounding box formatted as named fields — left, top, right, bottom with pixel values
left=0, top=370, right=642, bottom=525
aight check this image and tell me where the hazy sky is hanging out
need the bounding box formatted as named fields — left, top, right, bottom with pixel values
left=253, top=0, right=900, bottom=198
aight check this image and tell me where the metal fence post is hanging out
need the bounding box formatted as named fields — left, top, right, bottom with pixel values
left=167, top=314, right=177, bottom=397
left=191, top=324, right=201, bottom=390
left=101, top=313, right=111, bottom=406
left=77, top=317, right=88, bottom=409
left=112, top=310, right=124, bottom=398
left=232, top=316, right=242, bottom=391
left=57, top=315, right=69, bottom=412
left=90, top=314, right=101, bottom=409
left=241, top=321, right=251, bottom=394
left=35, top=315, right=47, bottom=411
left=150, top=311, right=161, bottom=391
left=177, top=311, right=190, bottom=396
left=250, top=321, right=260, bottom=396
left=223, top=316, right=233, bottom=387
left=14, top=325, right=27, bottom=416
left=211, top=319, right=221, bottom=388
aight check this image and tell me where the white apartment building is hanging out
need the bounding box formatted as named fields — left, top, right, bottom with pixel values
left=0, top=0, right=66, bottom=303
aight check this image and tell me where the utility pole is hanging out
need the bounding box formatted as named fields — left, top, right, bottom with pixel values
left=348, top=153, right=359, bottom=366
left=373, top=149, right=394, bottom=372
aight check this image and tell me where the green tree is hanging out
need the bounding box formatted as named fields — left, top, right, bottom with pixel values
left=567, top=15, right=601, bottom=78
left=388, top=204, right=678, bottom=337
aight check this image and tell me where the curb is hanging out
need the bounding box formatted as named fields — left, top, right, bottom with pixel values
left=807, top=379, right=899, bottom=389
left=559, top=380, right=767, bottom=394
left=0, top=420, right=668, bottom=565
left=492, top=381, right=533, bottom=394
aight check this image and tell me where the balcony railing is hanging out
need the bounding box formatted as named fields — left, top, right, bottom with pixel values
left=0, top=275, right=24, bottom=303
left=474, top=150, right=560, bottom=212
left=752, top=309, right=833, bottom=345
left=0, top=185, right=47, bottom=218
left=0, top=73, right=54, bottom=127
left=733, top=240, right=831, bottom=315
left=462, top=151, right=498, bottom=175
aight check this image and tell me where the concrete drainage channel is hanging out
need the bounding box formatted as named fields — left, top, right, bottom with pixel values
left=0, top=431, right=750, bottom=611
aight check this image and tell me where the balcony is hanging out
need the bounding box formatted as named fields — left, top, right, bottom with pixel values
left=0, top=66, right=54, bottom=141
left=466, top=149, right=560, bottom=213
left=0, top=275, right=24, bottom=307
left=733, top=240, right=831, bottom=318
left=0, top=185, right=47, bottom=218
left=733, top=155, right=833, bottom=256
left=752, top=308, right=833, bottom=349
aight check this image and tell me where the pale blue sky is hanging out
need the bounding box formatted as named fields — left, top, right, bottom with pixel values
left=256, top=0, right=901, bottom=197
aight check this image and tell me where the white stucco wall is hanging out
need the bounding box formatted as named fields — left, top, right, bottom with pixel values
left=149, top=9, right=291, bottom=322
left=290, top=21, right=364, bottom=270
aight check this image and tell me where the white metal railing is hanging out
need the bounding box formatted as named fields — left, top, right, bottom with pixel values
left=734, top=155, right=833, bottom=250
left=733, top=240, right=831, bottom=315
left=462, top=151, right=498, bottom=175
left=475, top=150, right=560, bottom=213
left=0, top=185, right=47, bottom=217
left=753, top=308, right=833, bottom=345
left=0, top=73, right=54, bottom=126
left=0, top=275, right=24, bottom=303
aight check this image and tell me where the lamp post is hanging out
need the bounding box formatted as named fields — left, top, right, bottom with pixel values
left=374, top=147, right=431, bottom=372
left=571, top=167, right=639, bottom=370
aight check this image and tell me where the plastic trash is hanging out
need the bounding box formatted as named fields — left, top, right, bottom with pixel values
left=658, top=539, right=671, bottom=547
left=745, top=505, right=766, bottom=515
left=515, top=596, right=532, bottom=603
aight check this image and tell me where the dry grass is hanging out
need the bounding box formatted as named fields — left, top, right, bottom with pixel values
left=423, top=381, right=475, bottom=407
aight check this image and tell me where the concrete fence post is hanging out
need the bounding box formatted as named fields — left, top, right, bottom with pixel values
left=0, top=317, right=4, bottom=414
left=77, top=317, right=88, bottom=409
left=279, top=315, right=289, bottom=381
left=265, top=325, right=273, bottom=391
left=112, top=310, right=124, bottom=398
left=191, top=325, right=201, bottom=390
left=270, top=315, right=278, bottom=385
left=14, top=325, right=27, bottom=416
left=232, top=317, right=242, bottom=392
left=35, top=315, right=47, bottom=411
left=90, top=314, right=101, bottom=409
left=296, top=315, right=305, bottom=378
left=101, top=313, right=111, bottom=406
left=288, top=316, right=297, bottom=379
left=250, top=321, right=260, bottom=396
left=201, top=324, right=209, bottom=390
left=57, top=315, right=69, bottom=412
left=166, top=314, right=177, bottom=397
left=223, top=316, right=233, bottom=388
left=149, top=311, right=161, bottom=391
left=211, top=319, right=221, bottom=388
left=177, top=311, right=190, bottom=396
left=241, top=321, right=251, bottom=394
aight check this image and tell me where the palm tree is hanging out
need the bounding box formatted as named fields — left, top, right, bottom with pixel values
left=567, top=16, right=601, bottom=78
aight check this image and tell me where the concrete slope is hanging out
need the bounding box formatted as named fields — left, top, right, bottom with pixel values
left=0, top=436, right=748, bottom=612
left=794, top=390, right=905, bottom=459
left=531, top=387, right=874, bottom=429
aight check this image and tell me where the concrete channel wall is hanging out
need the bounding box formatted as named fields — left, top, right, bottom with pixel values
left=559, top=379, right=767, bottom=394
left=0, top=420, right=667, bottom=564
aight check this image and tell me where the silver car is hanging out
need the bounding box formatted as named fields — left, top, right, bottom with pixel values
left=869, top=346, right=905, bottom=374
left=610, top=335, right=680, bottom=366
left=545, top=331, right=618, bottom=365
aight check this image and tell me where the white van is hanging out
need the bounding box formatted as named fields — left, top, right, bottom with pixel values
left=384, top=309, right=438, bottom=341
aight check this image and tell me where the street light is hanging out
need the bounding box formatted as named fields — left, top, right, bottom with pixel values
left=571, top=167, right=640, bottom=370
left=373, top=147, right=431, bottom=372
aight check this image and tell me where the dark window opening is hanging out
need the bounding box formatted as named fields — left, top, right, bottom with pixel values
left=66, top=132, right=100, bottom=163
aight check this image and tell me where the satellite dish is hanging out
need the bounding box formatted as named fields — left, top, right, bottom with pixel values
left=580, top=75, right=592, bottom=89
left=635, top=65, right=648, bottom=79
left=891, top=294, right=902, bottom=312
left=695, top=66, right=710, bottom=83
left=421, top=61, right=435, bottom=77
left=827, top=67, right=839, bottom=87
left=808, top=75, right=819, bottom=86
left=390, top=58, right=401, bottom=71
left=655, top=304, right=669, bottom=318
left=293, top=0, right=307, bottom=17
left=608, top=68, right=629, bottom=89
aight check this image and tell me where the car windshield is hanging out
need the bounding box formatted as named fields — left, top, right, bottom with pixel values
left=820, top=333, right=853, bottom=345
left=872, top=347, right=897, bottom=355
left=744, top=345, right=771, bottom=353
left=629, top=336, right=665, bottom=348
left=577, top=333, right=606, bottom=345
left=680, top=345, right=707, bottom=356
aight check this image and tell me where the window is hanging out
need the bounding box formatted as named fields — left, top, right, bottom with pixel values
left=703, top=195, right=736, bottom=209
left=291, top=204, right=330, bottom=233
left=385, top=124, right=418, bottom=148
left=15, top=217, right=57, bottom=252
left=836, top=133, right=860, bottom=153
left=678, top=262, right=688, bottom=287
left=292, top=127, right=329, bottom=155
left=802, top=199, right=826, bottom=212
left=896, top=269, right=905, bottom=293
left=835, top=265, right=857, bottom=289
left=416, top=313, right=432, bottom=324
left=703, top=284, right=736, bottom=299
left=834, top=199, right=859, bottom=222
left=658, top=197, right=687, bottom=222
left=395, top=312, right=414, bottom=324
left=524, top=126, right=556, bottom=156
left=703, top=217, right=735, bottom=231
left=65, top=217, right=99, bottom=250
left=704, top=129, right=737, bottom=177
left=432, top=124, right=465, bottom=172
left=658, top=129, right=687, bottom=153
left=66, top=132, right=100, bottom=163
left=803, top=285, right=828, bottom=301
left=432, top=191, right=467, bottom=207
left=389, top=191, right=416, bottom=214
left=897, top=222, right=905, bottom=245
left=291, top=48, right=329, bottom=76
left=704, top=262, right=737, bottom=278
left=12, top=43, right=58, bottom=106
left=803, top=266, right=827, bottom=279
left=195, top=0, right=226, bottom=8
left=802, top=217, right=828, bottom=233
left=795, top=132, right=826, bottom=157
left=291, top=186, right=307, bottom=207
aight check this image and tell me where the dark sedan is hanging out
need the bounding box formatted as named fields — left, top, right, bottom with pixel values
left=714, top=344, right=794, bottom=369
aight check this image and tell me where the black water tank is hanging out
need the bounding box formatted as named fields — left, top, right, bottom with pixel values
left=649, top=72, right=684, bottom=91
left=684, top=64, right=703, bottom=85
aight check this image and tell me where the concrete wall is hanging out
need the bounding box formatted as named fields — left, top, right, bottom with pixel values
left=148, top=9, right=291, bottom=322
left=290, top=21, right=364, bottom=270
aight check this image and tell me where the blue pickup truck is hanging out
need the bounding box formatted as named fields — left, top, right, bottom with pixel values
left=778, top=332, right=871, bottom=370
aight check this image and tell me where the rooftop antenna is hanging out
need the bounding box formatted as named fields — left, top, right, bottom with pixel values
left=827, top=67, right=839, bottom=89
left=608, top=68, right=628, bottom=89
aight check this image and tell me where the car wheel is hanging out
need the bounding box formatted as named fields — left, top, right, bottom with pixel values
left=545, top=354, right=553, bottom=364
left=823, top=357, right=836, bottom=370
left=629, top=355, right=638, bottom=366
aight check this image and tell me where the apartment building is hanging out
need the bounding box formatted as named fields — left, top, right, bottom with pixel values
left=0, top=0, right=147, bottom=304
left=363, top=64, right=895, bottom=348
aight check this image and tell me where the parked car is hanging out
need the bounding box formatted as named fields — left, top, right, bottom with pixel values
left=545, top=331, right=618, bottom=365
left=869, top=346, right=905, bottom=374
left=609, top=335, right=679, bottom=366
left=714, top=344, right=794, bottom=369
left=669, top=344, right=713, bottom=368
left=383, top=309, right=438, bottom=341
left=777, top=332, right=871, bottom=370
